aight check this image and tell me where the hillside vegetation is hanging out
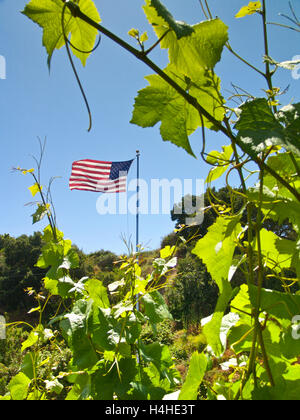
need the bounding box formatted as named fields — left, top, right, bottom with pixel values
left=1, top=187, right=298, bottom=398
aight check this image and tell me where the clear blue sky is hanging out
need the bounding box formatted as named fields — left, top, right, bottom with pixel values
left=0, top=0, right=299, bottom=255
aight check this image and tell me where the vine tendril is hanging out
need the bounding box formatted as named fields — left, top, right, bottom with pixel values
left=61, top=3, right=101, bottom=132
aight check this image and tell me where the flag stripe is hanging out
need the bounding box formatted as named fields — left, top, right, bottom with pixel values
left=70, top=183, right=126, bottom=193
left=70, top=176, right=127, bottom=185
left=71, top=168, right=111, bottom=177
left=74, top=159, right=112, bottom=166
left=72, top=163, right=111, bottom=171
left=69, top=179, right=127, bottom=189
left=70, top=174, right=107, bottom=181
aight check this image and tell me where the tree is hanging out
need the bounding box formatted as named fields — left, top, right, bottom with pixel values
left=165, top=255, right=218, bottom=328
left=0, top=233, right=46, bottom=312
left=171, top=187, right=245, bottom=243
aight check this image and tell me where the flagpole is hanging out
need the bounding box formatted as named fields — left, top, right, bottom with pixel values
left=136, top=150, right=140, bottom=253
left=136, top=150, right=140, bottom=312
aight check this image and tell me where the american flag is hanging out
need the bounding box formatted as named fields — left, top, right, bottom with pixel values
left=69, top=159, right=134, bottom=193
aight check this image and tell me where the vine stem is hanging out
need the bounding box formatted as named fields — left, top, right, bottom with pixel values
left=226, top=42, right=265, bottom=78
left=254, top=161, right=275, bottom=387
left=262, top=1, right=272, bottom=90
left=31, top=172, right=58, bottom=242
left=61, top=3, right=92, bottom=132
left=261, top=0, right=277, bottom=114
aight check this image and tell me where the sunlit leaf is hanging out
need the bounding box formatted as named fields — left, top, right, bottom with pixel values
left=144, top=0, right=228, bottom=79
left=131, top=65, right=225, bottom=156
left=28, top=182, right=41, bottom=197
left=235, top=1, right=262, bottom=18
left=178, top=352, right=207, bottom=400
left=22, top=0, right=101, bottom=68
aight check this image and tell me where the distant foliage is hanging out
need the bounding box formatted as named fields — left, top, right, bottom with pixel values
left=166, top=256, right=218, bottom=328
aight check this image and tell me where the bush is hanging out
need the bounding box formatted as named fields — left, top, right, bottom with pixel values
left=0, top=326, right=29, bottom=395
left=165, top=256, right=218, bottom=328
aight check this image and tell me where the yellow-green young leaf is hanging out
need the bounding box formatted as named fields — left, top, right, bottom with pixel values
left=21, top=331, right=39, bottom=352
left=128, top=28, right=139, bottom=38
left=22, top=168, right=35, bottom=175
left=235, top=1, right=262, bottom=18
left=160, top=245, right=175, bottom=259
left=205, top=144, right=233, bottom=183
left=28, top=183, right=41, bottom=197
left=27, top=307, right=41, bottom=314
left=22, top=0, right=101, bottom=68
left=140, top=32, right=149, bottom=43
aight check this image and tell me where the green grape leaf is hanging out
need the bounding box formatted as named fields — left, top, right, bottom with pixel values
left=205, top=144, right=233, bottom=183
left=235, top=99, right=300, bottom=158
left=36, top=241, right=65, bottom=271
left=131, top=66, right=224, bottom=156
left=193, top=216, right=242, bottom=355
left=143, top=0, right=228, bottom=79
left=22, top=0, right=101, bottom=68
left=253, top=228, right=299, bottom=275
left=263, top=152, right=300, bottom=202
left=230, top=284, right=252, bottom=316
left=42, top=224, right=64, bottom=243
left=21, top=330, right=39, bottom=352
left=31, top=203, right=50, bottom=224
left=44, top=275, right=74, bottom=298
left=60, top=299, right=98, bottom=369
left=142, top=290, right=173, bottom=331
left=193, top=215, right=242, bottom=288
left=8, top=373, right=31, bottom=401
left=201, top=282, right=233, bottom=356
left=248, top=285, right=300, bottom=327
left=280, top=325, right=300, bottom=360
left=21, top=353, right=35, bottom=380
left=144, top=0, right=194, bottom=40
left=178, top=352, right=207, bottom=400
left=276, top=103, right=300, bottom=141
left=91, top=358, right=137, bottom=400
left=254, top=364, right=300, bottom=400
left=90, top=306, right=114, bottom=351
left=59, top=248, right=80, bottom=270
left=247, top=185, right=300, bottom=232
left=85, top=278, right=110, bottom=309
left=131, top=67, right=197, bottom=156
left=139, top=341, right=175, bottom=377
